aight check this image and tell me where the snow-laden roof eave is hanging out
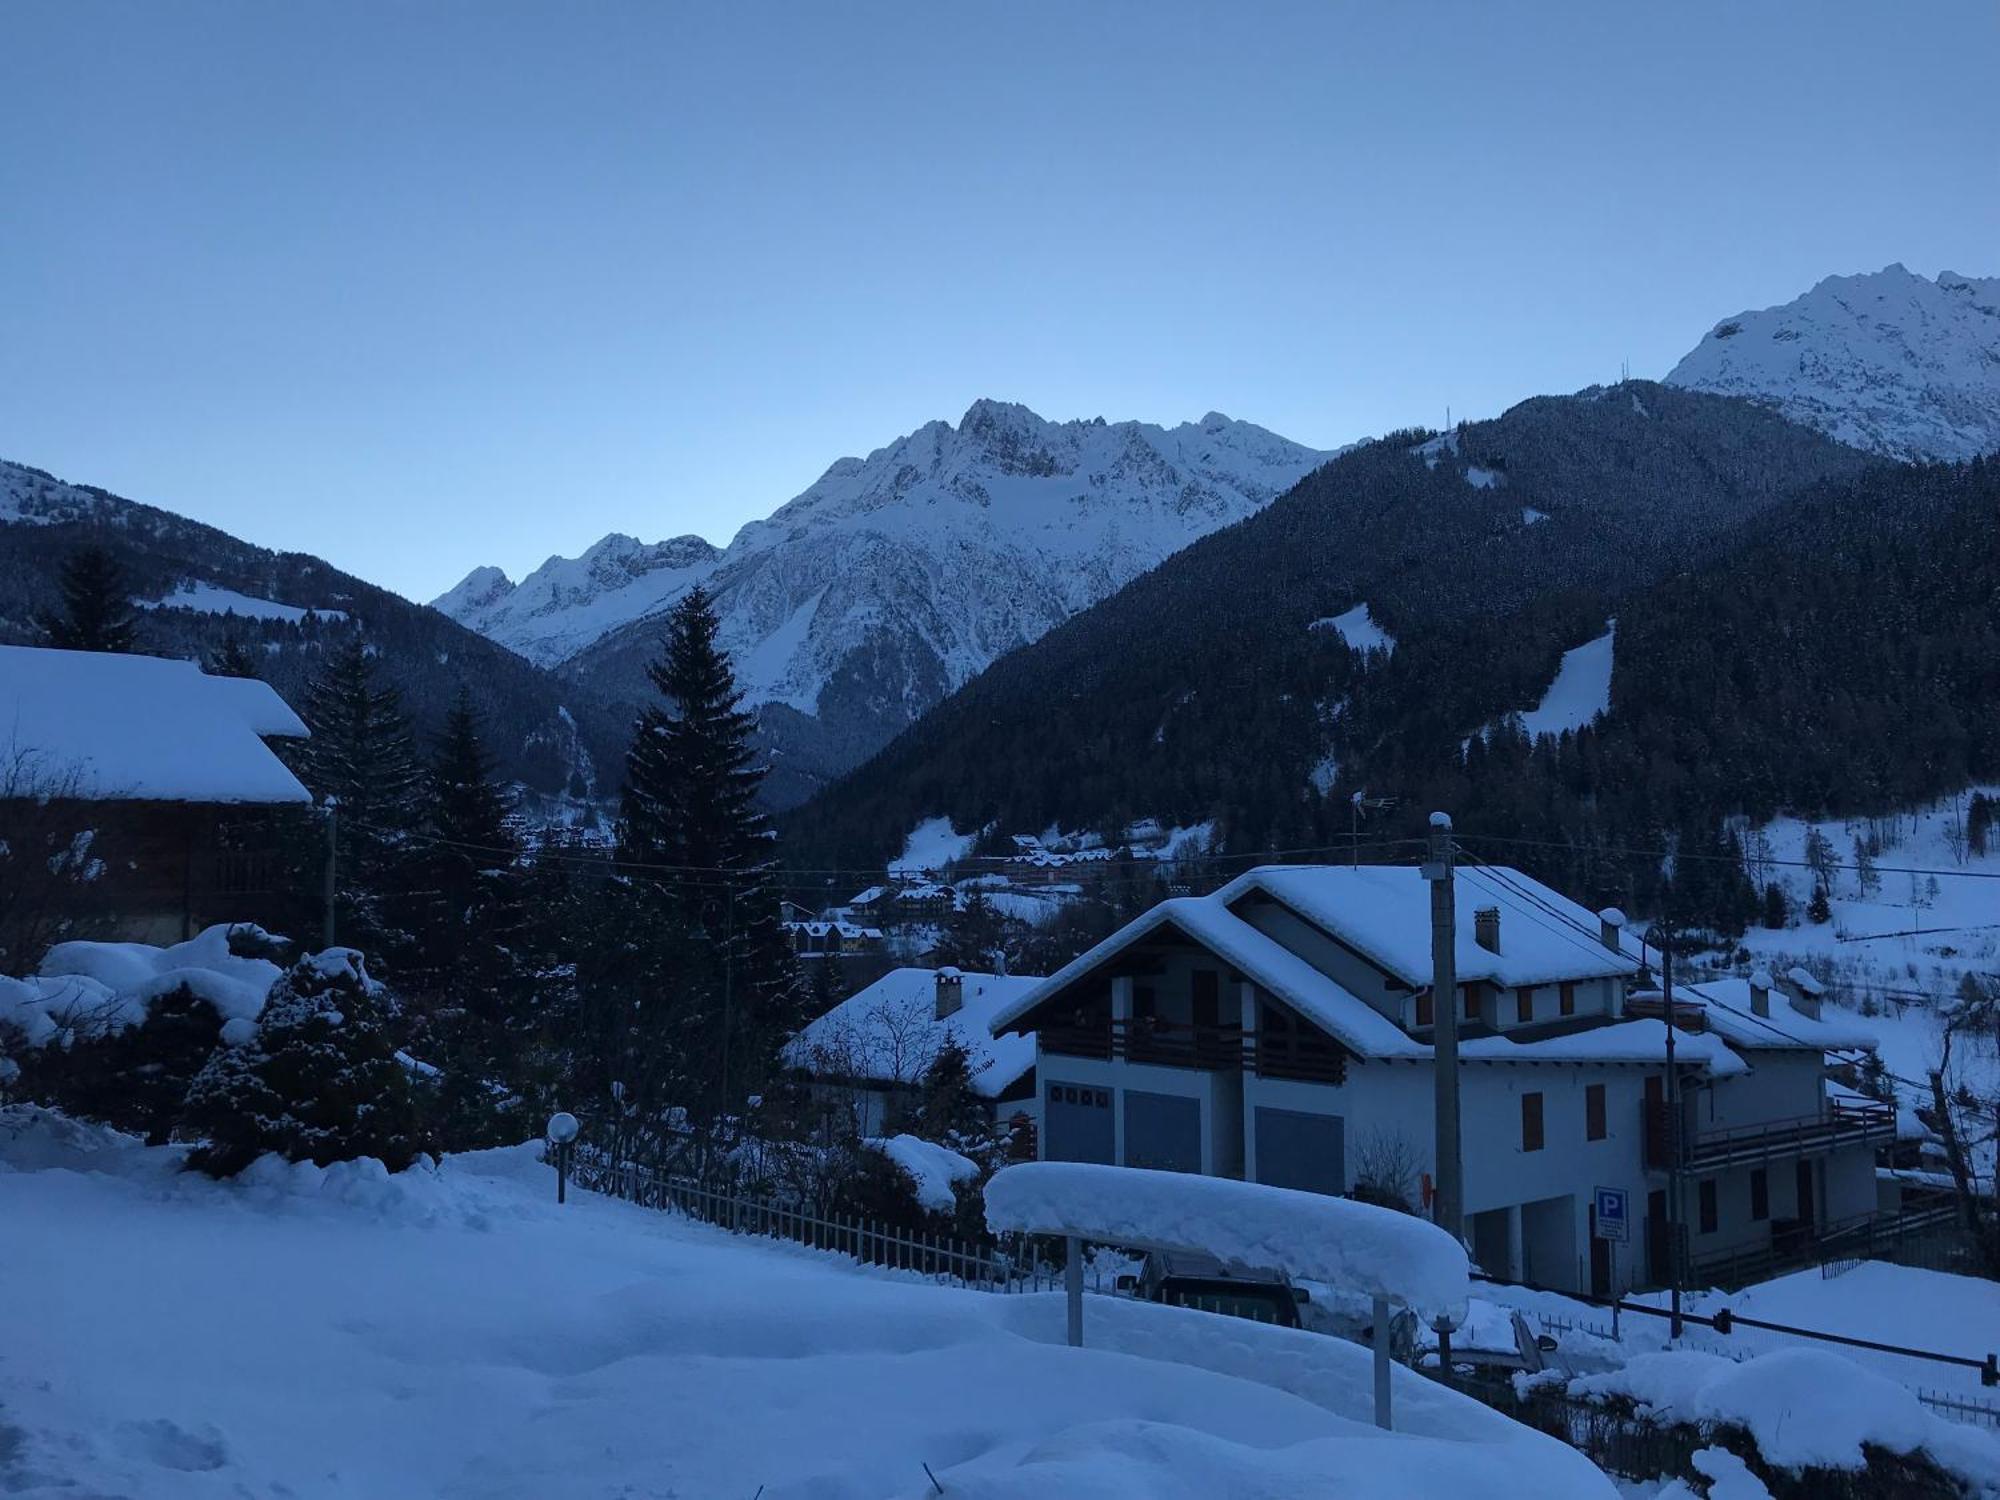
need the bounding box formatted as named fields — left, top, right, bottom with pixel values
left=1214, top=865, right=1641, bottom=990
left=989, top=897, right=1425, bottom=1060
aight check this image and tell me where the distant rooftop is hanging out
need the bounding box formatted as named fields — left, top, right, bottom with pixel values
left=0, top=645, right=311, bottom=805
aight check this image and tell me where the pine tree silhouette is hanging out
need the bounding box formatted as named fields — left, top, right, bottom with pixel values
left=40, top=545, right=136, bottom=653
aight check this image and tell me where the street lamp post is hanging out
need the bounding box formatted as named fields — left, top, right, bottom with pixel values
left=547, top=1111, right=580, bottom=1204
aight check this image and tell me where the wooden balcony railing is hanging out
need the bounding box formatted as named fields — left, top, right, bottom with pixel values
left=1643, top=1096, right=1895, bottom=1172
left=1039, top=1018, right=1348, bottom=1084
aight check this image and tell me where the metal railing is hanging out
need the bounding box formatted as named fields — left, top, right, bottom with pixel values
left=1644, top=1096, right=1895, bottom=1172
left=566, top=1150, right=1097, bottom=1296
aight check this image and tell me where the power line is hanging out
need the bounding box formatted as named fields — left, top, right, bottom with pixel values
left=1466, top=830, right=2000, bottom=883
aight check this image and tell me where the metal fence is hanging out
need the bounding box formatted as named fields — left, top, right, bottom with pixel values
left=562, top=1152, right=2000, bottom=1451
left=566, top=1150, right=1099, bottom=1295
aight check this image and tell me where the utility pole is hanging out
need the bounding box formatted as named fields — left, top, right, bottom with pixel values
left=1662, top=933, right=1684, bottom=1339
left=1423, top=811, right=1462, bottom=1241
left=321, top=797, right=339, bottom=950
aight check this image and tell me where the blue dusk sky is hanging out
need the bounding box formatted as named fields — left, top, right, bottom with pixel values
left=3, top=1, right=1995, bottom=600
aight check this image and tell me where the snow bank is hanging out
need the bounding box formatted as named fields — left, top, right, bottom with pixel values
left=1, top=925, right=284, bottom=1060
left=1572, top=1346, right=2000, bottom=1483
left=985, top=1162, right=1470, bottom=1318
left=868, top=1134, right=978, bottom=1212
left=0, top=1117, right=1610, bottom=1499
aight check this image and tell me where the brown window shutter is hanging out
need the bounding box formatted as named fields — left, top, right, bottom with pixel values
left=1416, top=990, right=1434, bottom=1027
left=1516, top=986, right=1534, bottom=1023
left=1522, top=1092, right=1544, bottom=1151
left=1586, top=1083, right=1606, bottom=1141
left=1560, top=981, right=1576, bottom=1016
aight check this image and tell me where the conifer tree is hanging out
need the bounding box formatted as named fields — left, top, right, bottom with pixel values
left=294, top=638, right=424, bottom=964
left=617, top=585, right=801, bottom=1134
left=407, top=692, right=540, bottom=1144
left=204, top=633, right=260, bottom=679
left=1760, top=881, right=1788, bottom=931
left=182, top=949, right=422, bottom=1177
left=1807, top=883, right=1833, bottom=924
left=40, top=545, right=136, bottom=653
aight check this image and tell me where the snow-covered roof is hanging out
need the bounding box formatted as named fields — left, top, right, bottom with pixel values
left=1669, top=977, right=1876, bottom=1053
left=990, top=870, right=1754, bottom=1077
left=991, top=897, right=1427, bottom=1058
left=1460, top=1019, right=1748, bottom=1078
left=846, top=885, right=887, bottom=906
left=0, top=646, right=312, bottom=804
left=785, top=966, right=1044, bottom=1097
left=1217, top=864, right=1639, bottom=988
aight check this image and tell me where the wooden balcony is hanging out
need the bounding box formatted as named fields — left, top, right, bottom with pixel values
left=1038, top=1018, right=1347, bottom=1083
left=1039, top=1017, right=1244, bottom=1071
left=1643, top=1096, right=1894, bottom=1172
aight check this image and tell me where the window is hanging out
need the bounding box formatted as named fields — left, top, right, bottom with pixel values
left=1415, top=990, right=1434, bottom=1027
left=1750, top=1169, right=1769, bottom=1222
left=1521, top=1092, right=1544, bottom=1152
left=1191, top=970, right=1221, bottom=1029
left=1560, top=982, right=1577, bottom=1016
left=1462, top=985, right=1479, bottom=1022
left=1699, top=1178, right=1719, bottom=1235
left=1586, top=1083, right=1606, bottom=1141
left=1516, top=986, right=1534, bottom=1023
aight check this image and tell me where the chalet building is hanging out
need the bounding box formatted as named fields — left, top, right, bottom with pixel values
left=990, top=864, right=1890, bottom=1295
left=0, top=646, right=313, bottom=949
left=780, top=918, right=885, bottom=958
left=785, top=966, right=1044, bottom=1143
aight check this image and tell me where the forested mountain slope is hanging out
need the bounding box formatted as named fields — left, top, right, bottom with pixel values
left=0, top=461, right=625, bottom=804
left=783, top=384, right=1891, bottom=875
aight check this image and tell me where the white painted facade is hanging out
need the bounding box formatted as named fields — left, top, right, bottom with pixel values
left=994, top=865, right=1890, bottom=1296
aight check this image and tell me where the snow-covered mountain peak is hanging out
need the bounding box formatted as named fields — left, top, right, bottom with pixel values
left=436, top=401, right=1340, bottom=789
left=1666, top=264, right=2000, bottom=461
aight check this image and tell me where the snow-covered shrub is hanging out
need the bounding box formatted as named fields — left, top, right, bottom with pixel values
left=183, top=948, right=422, bottom=1177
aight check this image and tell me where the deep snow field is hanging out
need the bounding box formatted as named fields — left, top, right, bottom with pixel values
left=0, top=1111, right=1614, bottom=1500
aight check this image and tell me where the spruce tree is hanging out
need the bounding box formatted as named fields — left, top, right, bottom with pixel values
left=1807, top=883, right=1833, bottom=924
left=407, top=692, right=539, bottom=1144
left=205, top=633, right=260, bottom=679
left=1760, top=881, right=1789, bottom=931
left=1970, top=793, right=1994, bottom=859
left=293, top=639, right=423, bottom=964
left=182, top=949, right=422, bottom=1177
left=618, top=585, right=801, bottom=1135
left=40, top=545, right=137, bottom=653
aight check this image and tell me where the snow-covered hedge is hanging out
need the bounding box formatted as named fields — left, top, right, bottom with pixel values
left=985, top=1161, right=1470, bottom=1319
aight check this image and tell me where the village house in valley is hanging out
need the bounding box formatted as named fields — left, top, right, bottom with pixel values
left=785, top=965, right=1044, bottom=1144
left=0, top=645, right=313, bottom=951
left=989, top=863, right=1892, bottom=1296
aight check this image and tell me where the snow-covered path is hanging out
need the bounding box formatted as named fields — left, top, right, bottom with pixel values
left=0, top=1114, right=1610, bottom=1498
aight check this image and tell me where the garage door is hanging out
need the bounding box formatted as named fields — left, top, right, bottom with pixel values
left=1255, top=1106, right=1344, bottom=1196
left=1044, top=1082, right=1114, bottom=1164
left=1124, top=1090, right=1202, bottom=1174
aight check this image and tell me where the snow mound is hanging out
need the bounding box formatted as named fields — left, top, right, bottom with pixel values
left=1573, top=1346, right=2000, bottom=1483
left=868, top=1134, right=979, bottom=1212
left=986, top=1161, right=1469, bottom=1318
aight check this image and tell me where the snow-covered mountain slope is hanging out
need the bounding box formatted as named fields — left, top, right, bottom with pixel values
left=442, top=401, right=1339, bottom=801
left=432, top=533, right=721, bottom=667
left=1667, top=265, right=2000, bottom=461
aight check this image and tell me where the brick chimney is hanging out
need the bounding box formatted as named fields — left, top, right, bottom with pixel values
left=1474, top=906, right=1501, bottom=953
left=1598, top=907, right=1626, bottom=954
left=934, top=966, right=964, bottom=1020
left=1748, top=968, right=1772, bottom=1018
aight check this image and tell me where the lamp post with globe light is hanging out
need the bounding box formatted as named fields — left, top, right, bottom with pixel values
left=547, top=1111, right=580, bottom=1204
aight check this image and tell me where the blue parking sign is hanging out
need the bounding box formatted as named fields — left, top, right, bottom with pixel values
left=1594, top=1186, right=1628, bottom=1241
